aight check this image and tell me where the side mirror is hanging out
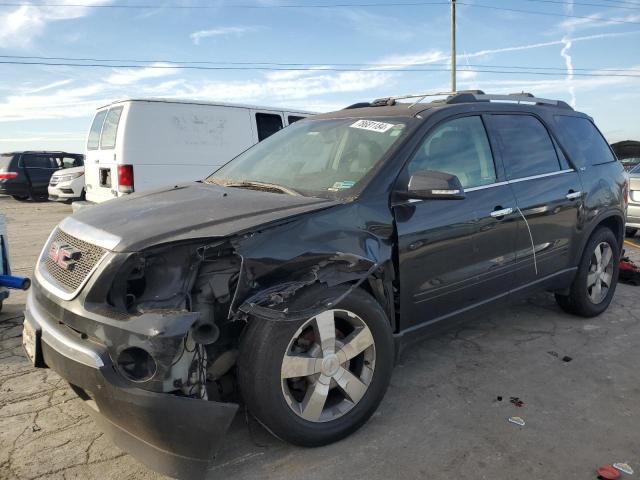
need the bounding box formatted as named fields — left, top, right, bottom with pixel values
left=406, top=170, right=465, bottom=200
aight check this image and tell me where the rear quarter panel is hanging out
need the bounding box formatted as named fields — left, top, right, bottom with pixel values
left=573, top=160, right=626, bottom=263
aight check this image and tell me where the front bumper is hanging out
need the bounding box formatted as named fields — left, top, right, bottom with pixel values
left=23, top=292, right=238, bottom=480
left=48, top=184, right=81, bottom=201
left=627, top=203, right=640, bottom=229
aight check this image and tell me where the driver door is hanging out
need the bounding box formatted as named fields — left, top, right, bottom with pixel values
left=394, top=115, right=519, bottom=328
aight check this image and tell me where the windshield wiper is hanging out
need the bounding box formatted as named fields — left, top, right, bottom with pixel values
left=222, top=180, right=301, bottom=196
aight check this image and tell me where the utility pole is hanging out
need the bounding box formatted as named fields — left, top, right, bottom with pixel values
left=450, top=0, right=456, bottom=93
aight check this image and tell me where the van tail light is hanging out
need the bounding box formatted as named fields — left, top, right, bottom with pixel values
left=0, top=172, right=18, bottom=180
left=118, top=165, right=134, bottom=193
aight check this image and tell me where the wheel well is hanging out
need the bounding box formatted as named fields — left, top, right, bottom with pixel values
left=597, top=215, right=623, bottom=248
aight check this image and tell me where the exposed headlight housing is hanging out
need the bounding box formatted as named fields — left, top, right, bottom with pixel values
left=117, top=346, right=157, bottom=382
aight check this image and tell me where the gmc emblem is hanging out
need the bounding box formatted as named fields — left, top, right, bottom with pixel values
left=48, top=241, right=81, bottom=271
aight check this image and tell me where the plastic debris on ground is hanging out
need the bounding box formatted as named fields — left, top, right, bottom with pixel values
left=613, top=463, right=634, bottom=475
left=619, top=254, right=640, bottom=286
left=508, top=416, right=525, bottom=426
left=598, top=465, right=621, bottom=480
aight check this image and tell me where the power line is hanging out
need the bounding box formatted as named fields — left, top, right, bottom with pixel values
left=457, top=2, right=640, bottom=24
left=0, top=0, right=638, bottom=10
left=521, top=0, right=640, bottom=9
left=1, top=54, right=638, bottom=73
left=1, top=59, right=639, bottom=77
left=0, top=1, right=448, bottom=8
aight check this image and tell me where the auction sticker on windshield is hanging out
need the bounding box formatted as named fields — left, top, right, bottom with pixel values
left=350, top=119, right=395, bottom=133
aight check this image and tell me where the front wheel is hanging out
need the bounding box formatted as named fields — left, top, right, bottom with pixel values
left=555, top=227, right=620, bottom=317
left=626, top=228, right=638, bottom=238
left=238, top=287, right=394, bottom=447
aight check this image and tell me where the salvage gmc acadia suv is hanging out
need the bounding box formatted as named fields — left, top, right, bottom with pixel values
left=23, top=91, right=628, bottom=479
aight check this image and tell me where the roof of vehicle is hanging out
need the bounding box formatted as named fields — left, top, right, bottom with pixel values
left=97, top=98, right=316, bottom=115
left=312, top=90, right=577, bottom=121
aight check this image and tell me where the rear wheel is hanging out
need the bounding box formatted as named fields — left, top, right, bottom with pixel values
left=238, top=286, right=394, bottom=447
left=11, top=195, right=29, bottom=201
left=555, top=227, right=620, bottom=317
left=626, top=228, right=638, bottom=238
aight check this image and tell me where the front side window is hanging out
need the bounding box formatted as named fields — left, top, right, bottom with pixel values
left=208, top=117, right=410, bottom=199
left=554, top=115, right=616, bottom=168
left=87, top=110, right=107, bottom=150
left=60, top=157, right=81, bottom=168
left=288, top=115, right=305, bottom=124
left=491, top=114, right=560, bottom=180
left=408, top=116, right=497, bottom=189
left=100, top=107, right=124, bottom=150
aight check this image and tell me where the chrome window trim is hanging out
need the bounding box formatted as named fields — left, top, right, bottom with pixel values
left=27, top=294, right=104, bottom=369
left=465, top=181, right=509, bottom=192
left=507, top=169, right=574, bottom=184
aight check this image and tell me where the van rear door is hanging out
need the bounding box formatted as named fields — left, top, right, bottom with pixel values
left=84, top=106, right=124, bottom=203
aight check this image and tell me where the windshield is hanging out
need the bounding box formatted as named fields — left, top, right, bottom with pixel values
left=207, top=117, right=410, bottom=199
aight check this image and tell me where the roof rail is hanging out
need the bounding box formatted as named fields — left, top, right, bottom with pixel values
left=368, top=90, right=484, bottom=108
left=446, top=91, right=573, bottom=110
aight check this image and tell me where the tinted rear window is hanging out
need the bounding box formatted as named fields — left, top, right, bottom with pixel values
left=100, top=107, right=124, bottom=149
left=553, top=116, right=616, bottom=168
left=87, top=110, right=107, bottom=151
left=490, top=114, right=560, bottom=180
left=21, top=155, right=55, bottom=169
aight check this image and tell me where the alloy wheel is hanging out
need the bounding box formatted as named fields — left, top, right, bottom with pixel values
left=280, top=309, right=376, bottom=423
left=587, top=241, right=614, bottom=304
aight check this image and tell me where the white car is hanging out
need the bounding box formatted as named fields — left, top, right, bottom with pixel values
left=48, top=166, right=85, bottom=202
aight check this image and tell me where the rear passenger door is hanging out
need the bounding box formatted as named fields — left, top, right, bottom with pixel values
left=395, top=115, right=519, bottom=327
left=486, top=114, right=583, bottom=286
left=20, top=154, right=57, bottom=194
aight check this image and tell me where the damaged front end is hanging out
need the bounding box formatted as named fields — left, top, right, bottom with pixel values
left=27, top=199, right=396, bottom=479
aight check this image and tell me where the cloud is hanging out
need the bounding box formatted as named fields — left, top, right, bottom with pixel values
left=559, top=12, right=640, bottom=32
left=22, top=79, right=74, bottom=94
left=560, top=1, right=577, bottom=108
left=190, top=26, right=258, bottom=45
left=0, top=65, right=393, bottom=122
left=106, top=63, right=179, bottom=86
left=0, top=1, right=111, bottom=49
left=171, top=70, right=394, bottom=103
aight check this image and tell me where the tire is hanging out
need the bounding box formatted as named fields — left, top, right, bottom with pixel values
left=555, top=227, right=620, bottom=317
left=626, top=228, right=638, bottom=238
left=11, top=195, right=29, bottom=201
left=238, top=286, right=394, bottom=447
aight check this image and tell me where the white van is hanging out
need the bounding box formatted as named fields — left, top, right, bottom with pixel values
left=83, top=99, right=313, bottom=203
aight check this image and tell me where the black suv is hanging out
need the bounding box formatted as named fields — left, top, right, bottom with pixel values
left=23, top=92, right=628, bottom=479
left=0, top=151, right=84, bottom=201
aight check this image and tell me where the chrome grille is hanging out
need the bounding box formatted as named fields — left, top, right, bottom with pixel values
left=42, top=229, right=106, bottom=293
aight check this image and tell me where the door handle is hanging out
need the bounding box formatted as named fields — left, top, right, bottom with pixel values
left=566, top=191, right=582, bottom=200
left=490, top=207, right=514, bottom=218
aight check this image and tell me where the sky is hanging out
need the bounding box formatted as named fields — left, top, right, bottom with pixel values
left=0, top=0, right=639, bottom=153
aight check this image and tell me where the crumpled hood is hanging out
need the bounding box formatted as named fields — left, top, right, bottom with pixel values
left=68, top=182, right=337, bottom=252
